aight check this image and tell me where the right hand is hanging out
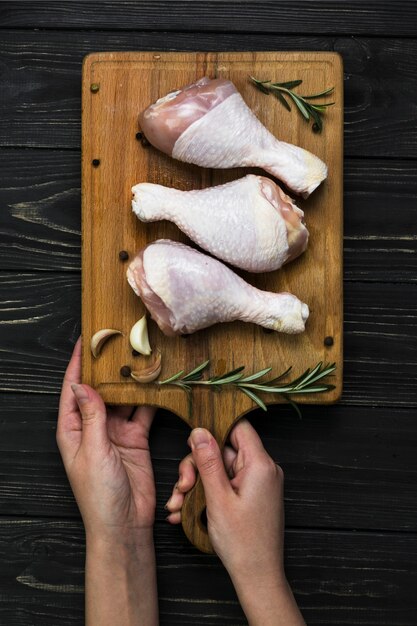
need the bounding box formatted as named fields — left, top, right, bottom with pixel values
left=165, top=419, right=285, bottom=582
left=166, top=419, right=306, bottom=625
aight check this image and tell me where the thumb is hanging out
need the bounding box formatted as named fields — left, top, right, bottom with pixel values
left=71, top=383, right=109, bottom=450
left=189, top=428, right=232, bottom=505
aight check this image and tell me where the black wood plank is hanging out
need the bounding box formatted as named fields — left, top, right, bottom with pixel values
left=1, top=395, right=417, bottom=533
left=0, top=30, right=417, bottom=157
left=0, top=274, right=416, bottom=405
left=343, top=159, right=417, bottom=283
left=0, top=517, right=416, bottom=625
left=0, top=150, right=81, bottom=271
left=1, top=1, right=416, bottom=36
left=1, top=149, right=416, bottom=280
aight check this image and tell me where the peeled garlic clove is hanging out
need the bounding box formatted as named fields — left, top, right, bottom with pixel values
left=130, top=315, right=152, bottom=355
left=91, top=329, right=123, bottom=358
left=131, top=350, right=162, bottom=383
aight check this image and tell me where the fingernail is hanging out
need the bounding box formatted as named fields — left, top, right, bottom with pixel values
left=177, top=474, right=183, bottom=489
left=190, top=428, right=211, bottom=450
left=71, top=383, right=89, bottom=403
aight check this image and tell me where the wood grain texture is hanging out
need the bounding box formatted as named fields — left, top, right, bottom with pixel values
left=1, top=1, right=416, bottom=36
left=1, top=31, right=417, bottom=158
left=0, top=274, right=416, bottom=406
left=0, top=150, right=81, bottom=271
left=81, top=49, right=343, bottom=399
left=81, top=50, right=343, bottom=552
left=1, top=517, right=416, bottom=626
left=1, top=396, right=417, bottom=533
left=2, top=150, right=416, bottom=281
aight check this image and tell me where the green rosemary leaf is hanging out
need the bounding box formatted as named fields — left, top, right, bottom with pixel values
left=281, top=367, right=310, bottom=388
left=273, top=90, right=292, bottom=111
left=288, top=93, right=310, bottom=120
left=301, top=86, right=334, bottom=99
left=286, top=385, right=336, bottom=394
left=159, top=370, right=185, bottom=385
left=250, top=76, right=271, bottom=85
left=175, top=382, right=192, bottom=392
left=240, top=367, right=272, bottom=383
left=303, top=364, right=336, bottom=386
left=267, top=366, right=293, bottom=385
left=240, top=387, right=268, bottom=411
left=212, top=371, right=245, bottom=385
left=310, top=105, right=326, bottom=113
left=156, top=359, right=336, bottom=418
left=294, top=362, right=323, bottom=389
left=182, top=360, right=210, bottom=381
left=311, top=102, right=335, bottom=109
left=249, top=76, right=271, bottom=95
left=283, top=394, right=303, bottom=419
left=272, top=79, right=303, bottom=89
left=309, top=106, right=323, bottom=132
left=249, top=75, right=335, bottom=132
left=211, top=366, right=245, bottom=382
left=239, top=383, right=294, bottom=394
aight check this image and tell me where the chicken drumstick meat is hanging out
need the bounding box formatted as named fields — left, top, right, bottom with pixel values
left=127, top=240, right=309, bottom=336
left=139, top=77, right=327, bottom=198
left=132, top=175, right=308, bottom=273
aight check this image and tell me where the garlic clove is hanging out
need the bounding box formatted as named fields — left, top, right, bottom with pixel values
left=129, top=315, right=152, bottom=355
left=131, top=350, right=162, bottom=383
left=91, top=329, right=123, bottom=358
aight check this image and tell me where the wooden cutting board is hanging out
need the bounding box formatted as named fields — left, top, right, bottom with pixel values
left=81, top=51, right=343, bottom=552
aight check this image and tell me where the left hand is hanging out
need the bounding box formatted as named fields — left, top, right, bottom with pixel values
left=57, top=337, right=157, bottom=544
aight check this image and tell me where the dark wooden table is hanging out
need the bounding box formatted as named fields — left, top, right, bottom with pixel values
left=1, top=2, right=416, bottom=624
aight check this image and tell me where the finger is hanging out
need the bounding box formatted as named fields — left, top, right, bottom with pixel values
left=178, top=454, right=197, bottom=492
left=164, top=455, right=196, bottom=512
left=71, top=383, right=110, bottom=452
left=223, top=445, right=238, bottom=478
left=228, top=418, right=268, bottom=462
left=166, top=511, right=181, bottom=525
left=57, top=337, right=82, bottom=435
left=165, top=481, right=185, bottom=513
left=130, top=405, right=156, bottom=431
left=188, top=428, right=233, bottom=506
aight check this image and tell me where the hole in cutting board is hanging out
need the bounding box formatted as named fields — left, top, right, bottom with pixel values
left=200, top=507, right=208, bottom=529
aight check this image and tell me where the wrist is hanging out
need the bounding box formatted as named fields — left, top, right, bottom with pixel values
left=231, top=573, right=305, bottom=626
left=86, top=526, right=154, bottom=556
left=230, top=566, right=288, bottom=601
left=85, top=527, right=158, bottom=626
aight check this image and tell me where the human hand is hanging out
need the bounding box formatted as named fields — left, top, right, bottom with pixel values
left=57, top=338, right=159, bottom=625
left=57, top=337, right=157, bottom=544
left=165, top=419, right=305, bottom=626
left=166, top=419, right=284, bottom=578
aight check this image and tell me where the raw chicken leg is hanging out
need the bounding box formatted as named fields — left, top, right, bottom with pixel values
left=132, top=175, right=309, bottom=272
left=139, top=77, right=327, bottom=198
left=127, top=239, right=309, bottom=336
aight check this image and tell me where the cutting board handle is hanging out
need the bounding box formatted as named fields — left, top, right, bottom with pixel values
left=179, top=404, right=241, bottom=554
left=181, top=476, right=213, bottom=553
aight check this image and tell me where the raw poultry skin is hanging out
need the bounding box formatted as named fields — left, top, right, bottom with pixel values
left=127, top=240, right=309, bottom=336
left=139, top=77, right=327, bottom=198
left=132, top=175, right=309, bottom=272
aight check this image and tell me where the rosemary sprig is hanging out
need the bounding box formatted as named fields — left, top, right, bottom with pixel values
left=249, top=76, right=335, bottom=133
left=158, top=361, right=336, bottom=417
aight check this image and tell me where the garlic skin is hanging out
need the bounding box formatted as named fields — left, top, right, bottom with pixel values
left=129, top=316, right=152, bottom=355
left=131, top=350, right=162, bottom=383
left=90, top=329, right=123, bottom=358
